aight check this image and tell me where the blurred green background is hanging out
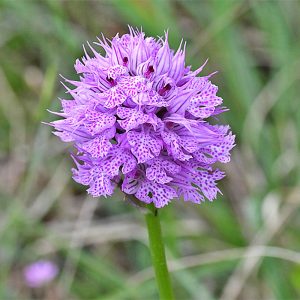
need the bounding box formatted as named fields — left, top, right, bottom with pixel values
left=1, top=0, right=300, bottom=299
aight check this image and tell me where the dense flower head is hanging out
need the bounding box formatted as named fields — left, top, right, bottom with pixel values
left=49, top=27, right=235, bottom=208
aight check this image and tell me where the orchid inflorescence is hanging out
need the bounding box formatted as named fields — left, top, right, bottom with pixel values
left=49, top=27, right=235, bottom=208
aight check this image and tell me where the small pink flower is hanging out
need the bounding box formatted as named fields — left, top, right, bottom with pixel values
left=23, top=260, right=58, bottom=288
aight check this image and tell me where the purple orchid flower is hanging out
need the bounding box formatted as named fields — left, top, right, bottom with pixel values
left=49, top=27, right=235, bottom=208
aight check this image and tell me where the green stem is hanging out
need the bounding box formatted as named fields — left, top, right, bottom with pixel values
left=145, top=206, right=174, bottom=300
